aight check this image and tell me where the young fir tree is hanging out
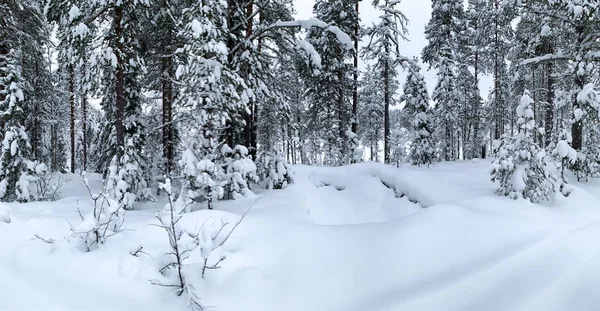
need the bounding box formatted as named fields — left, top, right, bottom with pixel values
left=401, top=61, right=436, bottom=166
left=490, top=90, right=556, bottom=203
left=362, top=0, right=409, bottom=164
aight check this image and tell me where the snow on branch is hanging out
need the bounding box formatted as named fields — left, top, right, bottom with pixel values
left=273, top=18, right=353, bottom=49
left=519, top=53, right=570, bottom=66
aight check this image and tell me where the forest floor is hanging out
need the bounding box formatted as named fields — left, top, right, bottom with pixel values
left=1, top=160, right=600, bottom=310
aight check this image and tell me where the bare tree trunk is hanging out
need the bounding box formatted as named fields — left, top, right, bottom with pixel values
left=32, top=62, right=40, bottom=160
left=69, top=65, right=75, bottom=173
left=114, top=6, right=125, bottom=160
left=383, top=57, right=390, bottom=164
left=162, top=55, right=173, bottom=174
left=337, top=70, right=345, bottom=164
left=351, top=0, right=359, bottom=137
left=161, top=0, right=174, bottom=175
left=544, top=61, right=554, bottom=147
left=82, top=63, right=87, bottom=171
left=244, top=0, right=255, bottom=155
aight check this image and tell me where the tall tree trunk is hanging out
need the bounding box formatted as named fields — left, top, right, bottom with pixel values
left=351, top=0, right=359, bottom=137
left=383, top=58, right=390, bottom=164
left=571, top=25, right=585, bottom=153
left=493, top=0, right=501, bottom=141
left=337, top=70, right=345, bottom=164
left=161, top=0, right=174, bottom=175
left=69, top=65, right=75, bottom=173
left=544, top=59, right=554, bottom=147
left=32, top=62, right=40, bottom=160
left=162, top=55, right=173, bottom=174
left=244, top=0, right=255, bottom=155
left=82, top=62, right=87, bottom=171
left=114, top=6, right=125, bottom=160
left=474, top=51, right=482, bottom=157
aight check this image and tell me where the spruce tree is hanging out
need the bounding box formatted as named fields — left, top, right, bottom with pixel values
left=491, top=90, right=556, bottom=203
left=402, top=61, right=436, bottom=166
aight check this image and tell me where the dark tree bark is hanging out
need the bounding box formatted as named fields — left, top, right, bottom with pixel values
left=69, top=65, right=75, bottom=173
left=160, top=0, right=174, bottom=175
left=571, top=26, right=586, bottom=152
left=544, top=59, right=554, bottom=148
left=351, top=0, right=359, bottom=137
left=114, top=6, right=125, bottom=160
left=383, top=51, right=390, bottom=164
left=82, top=63, right=88, bottom=171
left=161, top=55, right=173, bottom=174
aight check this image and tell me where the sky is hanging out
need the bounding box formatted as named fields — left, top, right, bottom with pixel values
left=293, top=0, right=494, bottom=99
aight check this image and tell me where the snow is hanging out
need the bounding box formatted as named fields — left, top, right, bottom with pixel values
left=275, top=18, right=353, bottom=49
left=2, top=162, right=600, bottom=310
left=540, top=25, right=551, bottom=37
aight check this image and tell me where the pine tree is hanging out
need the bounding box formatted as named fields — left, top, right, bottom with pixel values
left=362, top=0, right=409, bottom=164
left=304, top=0, right=359, bottom=165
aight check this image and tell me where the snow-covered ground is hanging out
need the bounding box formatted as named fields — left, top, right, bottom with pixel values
left=2, top=160, right=600, bottom=311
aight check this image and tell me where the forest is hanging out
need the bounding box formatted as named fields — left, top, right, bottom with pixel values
left=1, top=0, right=600, bottom=310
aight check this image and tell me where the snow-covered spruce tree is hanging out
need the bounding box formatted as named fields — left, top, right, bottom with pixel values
left=552, top=128, right=577, bottom=195
left=576, top=84, right=600, bottom=180
left=0, top=2, right=43, bottom=202
left=357, top=66, right=384, bottom=162
left=174, top=0, right=248, bottom=211
left=389, top=127, right=410, bottom=167
left=401, top=60, right=436, bottom=166
left=490, top=90, right=556, bottom=203
left=432, top=48, right=461, bottom=161
left=361, top=0, right=409, bottom=164
left=258, top=151, right=294, bottom=190
left=456, top=63, right=484, bottom=159
left=422, top=0, right=464, bottom=161
left=220, top=145, right=258, bottom=200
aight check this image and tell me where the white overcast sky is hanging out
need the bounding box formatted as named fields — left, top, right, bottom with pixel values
left=293, top=0, right=493, bottom=98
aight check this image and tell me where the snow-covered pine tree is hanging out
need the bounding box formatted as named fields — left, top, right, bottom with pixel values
left=432, top=48, right=461, bottom=161
left=362, top=0, right=409, bottom=164
left=401, top=60, right=436, bottom=166
left=423, top=0, right=464, bottom=161
left=304, top=0, right=359, bottom=166
left=491, top=90, right=556, bottom=203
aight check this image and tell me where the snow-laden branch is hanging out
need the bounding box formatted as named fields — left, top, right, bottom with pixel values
left=232, top=18, right=354, bottom=58
left=519, top=53, right=570, bottom=66
left=274, top=18, right=353, bottom=49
